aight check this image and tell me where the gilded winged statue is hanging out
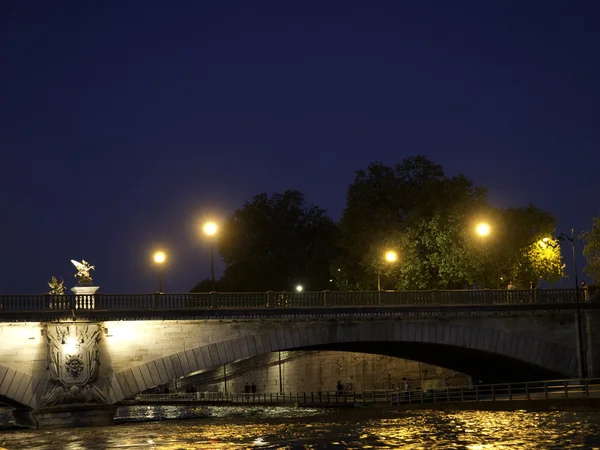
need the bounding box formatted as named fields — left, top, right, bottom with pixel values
left=48, top=276, right=65, bottom=295
left=71, top=259, right=95, bottom=284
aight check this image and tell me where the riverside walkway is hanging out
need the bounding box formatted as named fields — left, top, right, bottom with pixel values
left=135, top=378, right=600, bottom=408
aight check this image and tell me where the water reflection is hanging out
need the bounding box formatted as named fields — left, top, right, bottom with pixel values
left=0, top=407, right=599, bottom=449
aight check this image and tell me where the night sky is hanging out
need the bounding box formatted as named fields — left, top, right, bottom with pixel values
left=2, top=1, right=599, bottom=294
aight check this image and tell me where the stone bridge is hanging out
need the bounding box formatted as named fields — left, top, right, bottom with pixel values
left=0, top=288, right=598, bottom=428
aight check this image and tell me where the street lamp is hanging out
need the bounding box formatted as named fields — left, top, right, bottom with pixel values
left=202, top=222, right=218, bottom=291
left=385, top=251, right=398, bottom=263
left=153, top=251, right=166, bottom=293
left=296, top=284, right=304, bottom=292
left=475, top=222, right=491, bottom=288
left=476, top=222, right=490, bottom=237
left=557, top=228, right=586, bottom=378
left=378, top=250, right=398, bottom=291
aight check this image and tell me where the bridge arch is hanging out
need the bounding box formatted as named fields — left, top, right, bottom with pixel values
left=0, top=364, right=46, bottom=409
left=107, top=320, right=576, bottom=402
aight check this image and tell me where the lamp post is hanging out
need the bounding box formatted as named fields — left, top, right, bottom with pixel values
left=378, top=250, right=398, bottom=291
left=475, top=222, right=491, bottom=288
left=203, top=222, right=218, bottom=291
left=557, top=228, right=586, bottom=378
left=153, top=251, right=166, bottom=293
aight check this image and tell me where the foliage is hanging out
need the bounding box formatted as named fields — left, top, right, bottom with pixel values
left=335, top=156, right=487, bottom=289
left=488, top=205, right=564, bottom=288
left=580, top=217, right=600, bottom=283
left=336, top=156, right=565, bottom=290
left=212, top=190, right=339, bottom=292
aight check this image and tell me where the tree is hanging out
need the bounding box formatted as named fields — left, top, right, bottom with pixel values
left=213, top=190, right=339, bottom=292
left=581, top=217, right=600, bottom=283
left=337, top=156, right=565, bottom=290
left=335, top=156, right=487, bottom=289
left=488, top=205, right=564, bottom=288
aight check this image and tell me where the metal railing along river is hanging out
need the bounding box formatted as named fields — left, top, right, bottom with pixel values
left=391, top=377, right=600, bottom=406
left=135, top=378, right=600, bottom=407
left=0, top=289, right=585, bottom=312
left=136, top=389, right=395, bottom=405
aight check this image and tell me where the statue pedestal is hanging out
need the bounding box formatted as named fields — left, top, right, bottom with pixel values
left=71, top=285, right=99, bottom=309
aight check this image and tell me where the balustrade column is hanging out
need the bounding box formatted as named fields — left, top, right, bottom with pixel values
left=152, top=292, right=161, bottom=309
left=483, top=289, right=490, bottom=304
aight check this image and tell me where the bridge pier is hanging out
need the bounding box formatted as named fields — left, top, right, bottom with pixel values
left=12, top=405, right=117, bottom=429
left=6, top=323, right=117, bottom=429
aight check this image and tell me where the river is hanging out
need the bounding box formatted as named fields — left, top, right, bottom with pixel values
left=1, top=405, right=599, bottom=449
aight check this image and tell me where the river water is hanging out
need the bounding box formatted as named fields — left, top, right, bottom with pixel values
left=1, top=405, right=599, bottom=449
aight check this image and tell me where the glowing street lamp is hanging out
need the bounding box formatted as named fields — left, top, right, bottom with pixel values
left=202, top=222, right=218, bottom=291
left=296, top=284, right=304, bottom=292
left=385, top=251, right=398, bottom=263
left=203, top=222, right=217, bottom=236
left=476, top=222, right=491, bottom=237
left=378, top=250, right=398, bottom=291
left=153, top=251, right=166, bottom=293
left=474, top=222, right=491, bottom=288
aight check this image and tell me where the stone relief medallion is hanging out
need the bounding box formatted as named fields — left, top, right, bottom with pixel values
left=65, top=356, right=84, bottom=379
left=41, top=324, right=107, bottom=407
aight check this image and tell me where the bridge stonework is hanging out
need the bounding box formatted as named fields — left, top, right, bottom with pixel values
left=1, top=305, right=599, bottom=428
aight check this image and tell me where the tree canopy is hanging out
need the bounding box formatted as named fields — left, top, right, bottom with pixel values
left=335, top=156, right=564, bottom=290
left=581, top=217, right=600, bottom=283
left=334, top=156, right=487, bottom=289
left=191, top=156, right=567, bottom=292
left=204, top=190, right=339, bottom=292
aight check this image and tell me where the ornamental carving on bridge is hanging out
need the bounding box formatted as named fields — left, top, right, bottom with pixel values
left=65, top=356, right=84, bottom=378
left=41, top=325, right=107, bottom=408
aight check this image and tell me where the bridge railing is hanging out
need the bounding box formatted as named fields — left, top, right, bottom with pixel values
left=0, top=289, right=584, bottom=312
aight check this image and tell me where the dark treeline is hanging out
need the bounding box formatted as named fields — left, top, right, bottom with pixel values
left=192, top=155, right=596, bottom=293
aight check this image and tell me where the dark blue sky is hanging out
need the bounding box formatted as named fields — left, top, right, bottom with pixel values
left=2, top=1, right=599, bottom=294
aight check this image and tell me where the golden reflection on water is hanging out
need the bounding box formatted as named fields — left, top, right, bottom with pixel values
left=1, top=407, right=600, bottom=449
left=363, top=410, right=598, bottom=449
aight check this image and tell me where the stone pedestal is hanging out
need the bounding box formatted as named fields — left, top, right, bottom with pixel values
left=71, top=285, right=99, bottom=309
left=13, top=405, right=117, bottom=429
